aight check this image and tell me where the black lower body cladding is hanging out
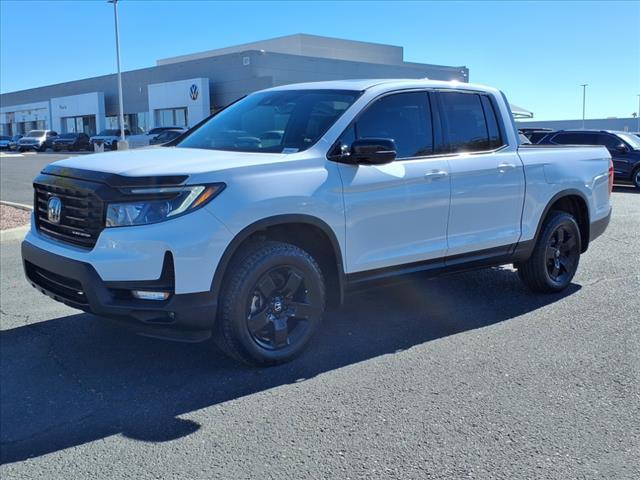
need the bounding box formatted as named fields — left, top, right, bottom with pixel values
left=21, top=241, right=217, bottom=342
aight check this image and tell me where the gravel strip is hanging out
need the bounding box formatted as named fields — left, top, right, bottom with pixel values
left=0, top=204, right=31, bottom=230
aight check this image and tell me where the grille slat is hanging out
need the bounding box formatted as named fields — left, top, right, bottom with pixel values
left=34, top=182, right=103, bottom=248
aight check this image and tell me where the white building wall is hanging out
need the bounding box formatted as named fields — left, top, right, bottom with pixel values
left=0, top=101, right=51, bottom=134
left=147, top=77, right=210, bottom=129
left=50, top=92, right=106, bottom=134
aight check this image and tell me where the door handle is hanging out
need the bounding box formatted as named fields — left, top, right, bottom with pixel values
left=424, top=170, right=448, bottom=181
left=498, top=163, right=517, bottom=173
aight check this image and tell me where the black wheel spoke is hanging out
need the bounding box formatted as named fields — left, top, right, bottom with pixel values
left=559, top=255, right=573, bottom=273
left=564, top=235, right=577, bottom=251
left=272, top=318, right=289, bottom=348
left=550, top=263, right=560, bottom=278
left=282, top=271, right=303, bottom=297
left=257, top=274, right=277, bottom=298
left=288, top=301, right=318, bottom=319
left=248, top=309, right=270, bottom=334
left=546, top=245, right=557, bottom=260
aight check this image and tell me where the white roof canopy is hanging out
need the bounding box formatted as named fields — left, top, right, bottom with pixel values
left=510, top=103, right=534, bottom=119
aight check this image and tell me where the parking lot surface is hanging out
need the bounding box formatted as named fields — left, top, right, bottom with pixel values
left=0, top=157, right=638, bottom=478
left=0, top=152, right=81, bottom=205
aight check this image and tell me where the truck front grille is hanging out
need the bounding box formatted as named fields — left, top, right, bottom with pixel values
left=34, top=183, right=104, bottom=248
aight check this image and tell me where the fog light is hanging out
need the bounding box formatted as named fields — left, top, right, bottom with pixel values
left=132, top=290, right=170, bottom=301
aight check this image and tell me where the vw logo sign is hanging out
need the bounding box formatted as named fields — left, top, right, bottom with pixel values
left=189, top=84, right=199, bottom=101
left=47, top=196, right=62, bottom=224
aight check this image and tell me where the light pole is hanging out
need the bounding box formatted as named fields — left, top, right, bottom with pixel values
left=637, top=94, right=639, bottom=132
left=580, top=84, right=588, bottom=130
left=108, top=0, right=127, bottom=149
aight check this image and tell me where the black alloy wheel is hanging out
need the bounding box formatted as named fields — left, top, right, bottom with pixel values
left=544, top=225, right=579, bottom=285
left=246, top=265, right=319, bottom=350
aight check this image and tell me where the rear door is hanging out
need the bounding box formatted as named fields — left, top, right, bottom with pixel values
left=336, top=91, right=451, bottom=273
left=436, top=91, right=525, bottom=258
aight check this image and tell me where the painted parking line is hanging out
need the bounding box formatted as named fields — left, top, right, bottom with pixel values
left=0, top=153, right=24, bottom=158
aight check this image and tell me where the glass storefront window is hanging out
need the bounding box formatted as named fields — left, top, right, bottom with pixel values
left=154, top=108, right=188, bottom=128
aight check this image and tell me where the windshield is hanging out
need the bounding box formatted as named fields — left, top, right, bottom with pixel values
left=98, top=129, right=119, bottom=136
left=26, top=130, right=45, bottom=137
left=618, top=132, right=640, bottom=150
left=178, top=89, right=360, bottom=153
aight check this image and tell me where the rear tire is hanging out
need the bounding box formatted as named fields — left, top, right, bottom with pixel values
left=214, top=241, right=326, bottom=366
left=518, top=211, right=581, bottom=293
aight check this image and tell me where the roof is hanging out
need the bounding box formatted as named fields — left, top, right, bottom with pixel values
left=263, top=78, right=495, bottom=92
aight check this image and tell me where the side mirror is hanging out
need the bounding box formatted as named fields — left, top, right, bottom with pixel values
left=615, top=144, right=628, bottom=153
left=350, top=138, right=396, bottom=165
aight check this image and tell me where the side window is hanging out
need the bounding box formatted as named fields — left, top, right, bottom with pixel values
left=480, top=95, right=504, bottom=149
left=551, top=133, right=583, bottom=144
left=597, top=134, right=623, bottom=149
left=353, top=92, right=433, bottom=159
left=439, top=92, right=491, bottom=153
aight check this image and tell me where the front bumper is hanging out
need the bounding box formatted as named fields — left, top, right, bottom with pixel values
left=22, top=241, right=217, bottom=342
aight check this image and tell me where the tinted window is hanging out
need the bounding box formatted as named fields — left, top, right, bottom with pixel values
left=551, top=133, right=586, bottom=144
left=353, top=92, right=433, bottom=158
left=179, top=89, right=359, bottom=153
left=440, top=92, right=492, bottom=152
left=597, top=134, right=624, bottom=149
left=480, top=96, right=503, bottom=148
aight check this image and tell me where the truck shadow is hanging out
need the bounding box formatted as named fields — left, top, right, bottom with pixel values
left=0, top=267, right=580, bottom=464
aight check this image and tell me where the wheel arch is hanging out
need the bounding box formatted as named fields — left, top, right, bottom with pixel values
left=211, top=214, right=346, bottom=310
left=533, top=189, right=591, bottom=254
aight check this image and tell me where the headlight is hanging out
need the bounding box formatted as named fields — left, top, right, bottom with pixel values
left=105, top=183, right=225, bottom=227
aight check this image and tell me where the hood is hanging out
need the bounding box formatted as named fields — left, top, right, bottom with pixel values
left=49, top=147, right=289, bottom=176
left=20, top=137, right=43, bottom=142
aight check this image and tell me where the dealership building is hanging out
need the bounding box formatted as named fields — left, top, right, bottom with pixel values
left=0, top=34, right=469, bottom=137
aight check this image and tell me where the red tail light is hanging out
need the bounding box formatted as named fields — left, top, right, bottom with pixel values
left=608, top=159, right=614, bottom=195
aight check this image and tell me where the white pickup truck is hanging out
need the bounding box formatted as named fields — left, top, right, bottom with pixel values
left=22, top=79, right=613, bottom=365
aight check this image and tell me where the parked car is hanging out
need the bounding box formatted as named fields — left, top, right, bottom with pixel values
left=90, top=129, right=130, bottom=150
left=17, top=130, right=58, bottom=152
left=147, top=126, right=184, bottom=138
left=52, top=133, right=92, bottom=152
left=538, top=129, right=640, bottom=189
left=519, top=128, right=554, bottom=144
left=22, top=79, right=612, bottom=365
left=9, top=134, right=23, bottom=150
left=0, top=135, right=11, bottom=150
left=149, top=128, right=187, bottom=145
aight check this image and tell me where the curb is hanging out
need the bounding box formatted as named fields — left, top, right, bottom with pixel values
left=0, top=224, right=29, bottom=242
left=0, top=200, right=33, bottom=211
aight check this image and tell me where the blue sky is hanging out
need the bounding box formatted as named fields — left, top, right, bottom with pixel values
left=1, top=0, right=638, bottom=120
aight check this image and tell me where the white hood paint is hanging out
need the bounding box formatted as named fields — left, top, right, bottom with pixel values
left=51, top=147, right=289, bottom=177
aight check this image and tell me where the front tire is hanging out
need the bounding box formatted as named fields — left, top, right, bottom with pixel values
left=215, top=241, right=326, bottom=366
left=518, top=211, right=581, bottom=293
left=632, top=167, right=640, bottom=190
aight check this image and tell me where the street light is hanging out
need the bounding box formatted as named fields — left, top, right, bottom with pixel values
left=580, top=84, right=588, bottom=130
left=637, top=94, right=639, bottom=132
left=108, top=0, right=127, bottom=149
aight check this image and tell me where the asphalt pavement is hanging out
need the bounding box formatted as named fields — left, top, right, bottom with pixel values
left=0, top=152, right=82, bottom=205
left=0, top=161, right=639, bottom=478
